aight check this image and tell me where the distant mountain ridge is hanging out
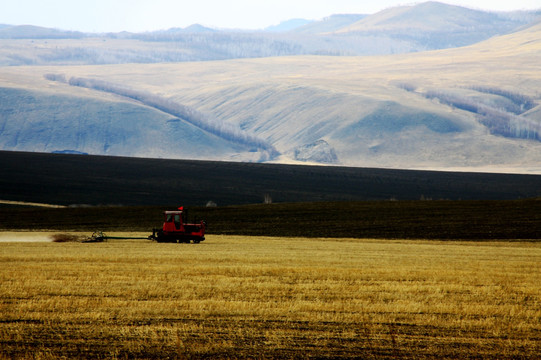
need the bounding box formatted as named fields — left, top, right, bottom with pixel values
left=155, top=24, right=217, bottom=34
left=334, top=2, right=541, bottom=49
left=0, top=24, right=85, bottom=39
left=265, top=19, right=314, bottom=32
left=338, top=2, right=526, bottom=32
left=0, top=2, right=539, bottom=65
left=291, top=14, right=367, bottom=34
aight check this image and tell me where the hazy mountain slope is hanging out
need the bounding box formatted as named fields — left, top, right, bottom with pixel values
left=0, top=2, right=538, bottom=65
left=0, top=16, right=540, bottom=172
left=168, top=81, right=473, bottom=163
left=117, top=22, right=541, bottom=172
left=291, top=14, right=366, bottom=34
left=0, top=25, right=85, bottom=39
left=337, top=2, right=538, bottom=48
left=170, top=77, right=521, bottom=170
left=340, top=2, right=512, bottom=32
left=0, top=86, right=265, bottom=161
left=265, top=19, right=313, bottom=32
left=158, top=24, right=217, bottom=34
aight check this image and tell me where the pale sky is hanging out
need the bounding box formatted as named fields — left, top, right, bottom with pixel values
left=2, top=0, right=541, bottom=32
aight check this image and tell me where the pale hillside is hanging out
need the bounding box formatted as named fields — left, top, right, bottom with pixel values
left=0, top=20, right=540, bottom=173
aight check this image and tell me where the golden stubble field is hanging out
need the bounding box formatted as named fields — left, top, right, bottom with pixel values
left=1, top=234, right=540, bottom=359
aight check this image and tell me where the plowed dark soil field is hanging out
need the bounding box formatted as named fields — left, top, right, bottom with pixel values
left=1, top=150, right=540, bottom=207
left=1, top=200, right=540, bottom=240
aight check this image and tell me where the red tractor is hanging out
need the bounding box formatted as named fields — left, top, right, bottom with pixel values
left=149, top=207, right=206, bottom=243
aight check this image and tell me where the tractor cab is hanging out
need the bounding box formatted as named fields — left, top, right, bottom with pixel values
left=164, top=210, right=184, bottom=232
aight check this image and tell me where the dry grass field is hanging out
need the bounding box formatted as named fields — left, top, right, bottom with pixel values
left=1, top=234, right=540, bottom=359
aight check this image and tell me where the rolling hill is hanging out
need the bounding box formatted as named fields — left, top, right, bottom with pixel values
left=0, top=86, right=268, bottom=162
left=0, top=2, right=540, bottom=173
left=0, top=25, right=85, bottom=39
left=338, top=2, right=534, bottom=33
left=333, top=2, right=540, bottom=50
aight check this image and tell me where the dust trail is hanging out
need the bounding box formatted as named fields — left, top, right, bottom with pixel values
left=0, top=232, right=54, bottom=242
